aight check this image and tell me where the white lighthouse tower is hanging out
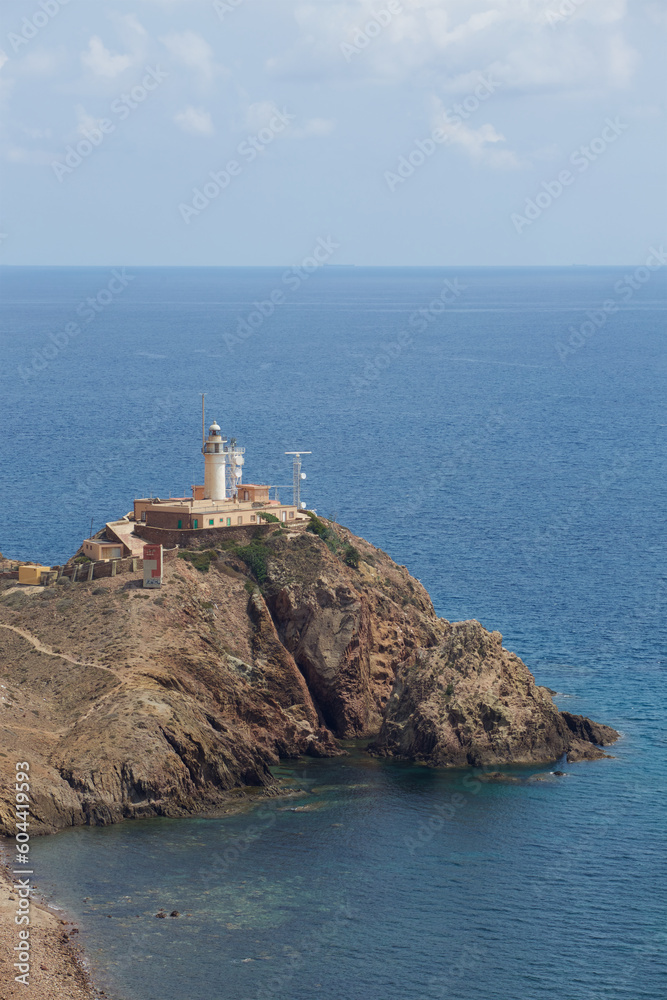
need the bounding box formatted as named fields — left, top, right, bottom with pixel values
left=203, top=421, right=227, bottom=500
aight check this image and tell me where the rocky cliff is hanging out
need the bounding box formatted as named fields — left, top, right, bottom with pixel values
left=367, top=620, right=618, bottom=766
left=0, top=518, right=617, bottom=835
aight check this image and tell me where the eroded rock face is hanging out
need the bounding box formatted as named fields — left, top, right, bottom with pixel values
left=261, top=528, right=441, bottom=737
left=0, top=521, right=618, bottom=835
left=368, top=620, right=618, bottom=767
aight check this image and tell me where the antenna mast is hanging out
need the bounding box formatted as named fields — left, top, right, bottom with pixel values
left=201, top=393, right=206, bottom=452
left=285, top=451, right=311, bottom=509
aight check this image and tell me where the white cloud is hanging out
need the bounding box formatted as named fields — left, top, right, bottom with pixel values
left=81, top=36, right=132, bottom=79
left=159, top=31, right=221, bottom=84
left=244, top=100, right=284, bottom=132
left=267, top=0, right=637, bottom=96
left=75, top=105, right=105, bottom=138
left=432, top=97, right=522, bottom=169
left=607, top=32, right=638, bottom=89
left=21, top=125, right=52, bottom=140
left=4, top=146, right=54, bottom=166
left=0, top=51, right=14, bottom=103
left=15, top=50, right=62, bottom=77
left=174, top=106, right=215, bottom=135
left=291, top=117, right=336, bottom=138
left=119, top=14, right=147, bottom=37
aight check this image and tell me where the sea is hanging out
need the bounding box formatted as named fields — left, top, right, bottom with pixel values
left=0, top=265, right=665, bottom=1000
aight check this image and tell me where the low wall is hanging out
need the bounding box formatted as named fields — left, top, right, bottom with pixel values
left=41, top=546, right=179, bottom=585
left=134, top=522, right=279, bottom=549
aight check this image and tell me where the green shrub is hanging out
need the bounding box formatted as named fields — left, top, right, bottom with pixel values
left=178, top=550, right=217, bottom=573
left=343, top=544, right=360, bottom=569
left=445, top=683, right=454, bottom=697
left=305, top=512, right=361, bottom=565
left=258, top=511, right=279, bottom=523
left=305, top=512, right=328, bottom=538
left=235, top=540, right=269, bottom=585
left=244, top=580, right=256, bottom=595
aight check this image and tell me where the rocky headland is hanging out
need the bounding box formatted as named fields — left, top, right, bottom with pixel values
left=0, top=516, right=618, bottom=836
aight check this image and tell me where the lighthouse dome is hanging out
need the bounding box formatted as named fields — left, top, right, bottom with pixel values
left=209, top=421, right=221, bottom=435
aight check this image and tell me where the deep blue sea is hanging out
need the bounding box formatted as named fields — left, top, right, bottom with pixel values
left=1, top=266, right=666, bottom=1000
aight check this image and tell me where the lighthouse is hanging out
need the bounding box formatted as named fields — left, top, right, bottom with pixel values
left=130, top=398, right=309, bottom=539
left=203, top=421, right=227, bottom=500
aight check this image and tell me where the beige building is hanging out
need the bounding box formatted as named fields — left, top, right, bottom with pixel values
left=79, top=412, right=309, bottom=557
left=18, top=564, right=51, bottom=585
left=133, top=495, right=304, bottom=531
left=82, top=539, right=124, bottom=561
left=132, top=419, right=308, bottom=532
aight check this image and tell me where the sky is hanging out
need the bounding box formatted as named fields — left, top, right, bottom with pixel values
left=0, top=0, right=665, bottom=266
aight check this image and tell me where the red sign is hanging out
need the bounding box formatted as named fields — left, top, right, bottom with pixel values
left=143, top=544, right=163, bottom=587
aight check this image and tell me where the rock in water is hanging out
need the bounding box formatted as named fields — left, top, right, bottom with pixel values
left=368, top=620, right=618, bottom=766
left=0, top=520, right=617, bottom=835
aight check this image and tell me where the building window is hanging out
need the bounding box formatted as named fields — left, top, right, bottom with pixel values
left=177, top=519, right=182, bottom=529
left=250, top=514, right=256, bottom=522
left=281, top=510, right=287, bottom=522
left=237, top=516, right=243, bottom=525
left=243, top=490, right=249, bottom=501
left=194, top=519, right=198, bottom=529
left=209, top=519, right=214, bottom=526
left=214, top=443, right=220, bottom=453
left=226, top=517, right=231, bottom=526
left=289, top=511, right=294, bottom=518
left=141, top=511, right=146, bottom=521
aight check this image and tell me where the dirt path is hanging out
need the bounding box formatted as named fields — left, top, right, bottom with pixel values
left=0, top=625, right=116, bottom=673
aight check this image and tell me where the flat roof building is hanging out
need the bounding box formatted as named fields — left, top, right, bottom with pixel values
left=79, top=407, right=309, bottom=559
left=132, top=414, right=308, bottom=534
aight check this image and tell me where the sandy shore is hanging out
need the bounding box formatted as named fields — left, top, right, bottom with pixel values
left=0, top=852, right=109, bottom=1000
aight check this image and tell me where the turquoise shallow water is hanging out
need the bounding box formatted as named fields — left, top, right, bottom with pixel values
left=28, top=744, right=666, bottom=1000
left=2, top=265, right=666, bottom=999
